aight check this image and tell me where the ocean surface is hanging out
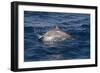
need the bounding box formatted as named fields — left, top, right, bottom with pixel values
left=24, top=11, right=90, bottom=62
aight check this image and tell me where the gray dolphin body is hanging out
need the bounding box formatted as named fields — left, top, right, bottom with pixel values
left=40, top=26, right=71, bottom=45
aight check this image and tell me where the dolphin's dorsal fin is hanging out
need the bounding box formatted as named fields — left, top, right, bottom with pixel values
left=55, top=26, right=60, bottom=29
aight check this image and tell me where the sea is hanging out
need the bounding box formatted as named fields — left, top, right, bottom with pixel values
left=24, top=11, right=90, bottom=62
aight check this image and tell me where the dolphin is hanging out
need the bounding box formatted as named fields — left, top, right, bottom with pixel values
left=39, top=26, right=71, bottom=45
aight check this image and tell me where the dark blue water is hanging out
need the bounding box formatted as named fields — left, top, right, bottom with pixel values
left=24, top=11, right=90, bottom=62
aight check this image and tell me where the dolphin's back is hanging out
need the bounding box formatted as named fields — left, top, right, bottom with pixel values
left=42, top=27, right=71, bottom=43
